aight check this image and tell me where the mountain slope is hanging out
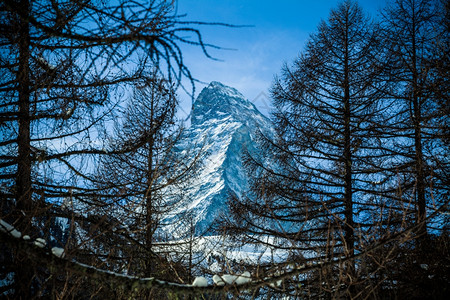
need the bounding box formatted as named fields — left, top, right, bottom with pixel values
left=170, top=81, right=274, bottom=234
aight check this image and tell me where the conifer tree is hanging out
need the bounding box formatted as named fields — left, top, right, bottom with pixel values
left=380, top=0, right=449, bottom=242
left=94, top=73, right=202, bottom=279
left=224, top=1, right=392, bottom=297
left=0, top=0, right=214, bottom=297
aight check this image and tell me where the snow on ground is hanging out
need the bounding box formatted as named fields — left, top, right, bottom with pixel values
left=153, top=234, right=292, bottom=274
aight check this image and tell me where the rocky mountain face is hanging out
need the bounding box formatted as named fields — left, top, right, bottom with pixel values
left=170, top=81, right=275, bottom=234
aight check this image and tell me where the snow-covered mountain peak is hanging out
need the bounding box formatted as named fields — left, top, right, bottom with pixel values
left=206, top=81, right=245, bottom=98
left=192, top=81, right=260, bottom=126
left=167, top=82, right=274, bottom=235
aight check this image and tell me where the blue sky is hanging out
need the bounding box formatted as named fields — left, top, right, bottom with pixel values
left=175, top=0, right=387, bottom=118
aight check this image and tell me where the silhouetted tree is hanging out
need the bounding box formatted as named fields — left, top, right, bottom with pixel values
left=0, top=0, right=218, bottom=297
left=223, top=1, right=397, bottom=297
left=380, top=0, right=449, bottom=243
left=94, top=73, right=203, bottom=280
left=369, top=0, right=450, bottom=297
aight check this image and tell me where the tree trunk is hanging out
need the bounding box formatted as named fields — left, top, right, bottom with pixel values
left=343, top=12, right=355, bottom=291
left=145, top=94, right=155, bottom=276
left=411, top=10, right=428, bottom=244
left=16, top=0, right=32, bottom=233
left=14, top=0, right=34, bottom=298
